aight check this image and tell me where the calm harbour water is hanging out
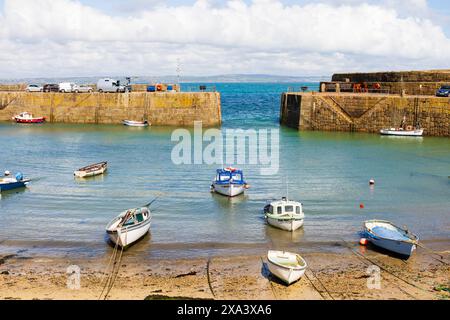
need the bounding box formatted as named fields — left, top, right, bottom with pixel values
left=0, top=83, right=449, bottom=259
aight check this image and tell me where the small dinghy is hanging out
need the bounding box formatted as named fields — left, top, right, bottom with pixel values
left=13, top=112, right=45, bottom=124
left=363, top=220, right=418, bottom=257
left=380, top=127, right=423, bottom=137
left=211, top=167, right=249, bottom=197
left=267, top=250, right=307, bottom=285
left=74, top=161, right=107, bottom=178
left=106, top=207, right=152, bottom=247
left=264, top=197, right=305, bottom=232
left=0, top=172, right=31, bottom=192
left=122, top=120, right=149, bottom=127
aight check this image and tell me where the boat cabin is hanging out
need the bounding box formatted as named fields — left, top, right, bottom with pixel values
left=215, top=168, right=245, bottom=184
left=266, top=198, right=303, bottom=215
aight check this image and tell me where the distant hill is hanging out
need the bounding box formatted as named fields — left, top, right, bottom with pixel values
left=0, top=74, right=328, bottom=84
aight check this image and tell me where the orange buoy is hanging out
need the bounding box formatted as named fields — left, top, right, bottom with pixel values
left=360, top=203, right=365, bottom=209
left=359, top=238, right=368, bottom=246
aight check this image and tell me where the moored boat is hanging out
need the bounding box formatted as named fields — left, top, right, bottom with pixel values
left=264, top=197, right=305, bottom=232
left=0, top=172, right=31, bottom=192
left=267, top=250, right=307, bottom=285
left=106, top=207, right=152, bottom=247
left=211, top=167, right=249, bottom=197
left=380, top=127, right=423, bottom=137
left=122, top=120, right=150, bottom=127
left=12, top=112, right=45, bottom=124
left=363, top=220, right=418, bottom=257
left=74, top=161, right=107, bottom=178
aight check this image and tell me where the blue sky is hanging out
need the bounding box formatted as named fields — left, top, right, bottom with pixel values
left=0, top=0, right=449, bottom=78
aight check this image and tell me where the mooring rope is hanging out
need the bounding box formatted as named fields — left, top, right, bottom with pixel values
left=259, top=256, right=278, bottom=300
left=206, top=258, right=216, bottom=299
left=340, top=239, right=432, bottom=294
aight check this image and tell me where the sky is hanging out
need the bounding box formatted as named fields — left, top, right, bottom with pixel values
left=0, top=0, right=449, bottom=79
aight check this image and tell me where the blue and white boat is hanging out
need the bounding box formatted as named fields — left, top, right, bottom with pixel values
left=211, top=167, right=249, bottom=197
left=0, top=172, right=31, bottom=192
left=363, top=220, right=418, bottom=257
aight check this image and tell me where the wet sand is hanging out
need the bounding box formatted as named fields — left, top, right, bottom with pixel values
left=0, top=241, right=448, bottom=300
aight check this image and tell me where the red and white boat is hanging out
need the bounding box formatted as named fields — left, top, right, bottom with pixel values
left=12, top=112, right=46, bottom=124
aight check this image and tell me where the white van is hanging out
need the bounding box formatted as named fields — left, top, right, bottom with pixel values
left=97, top=78, right=131, bottom=93
left=59, top=82, right=76, bottom=93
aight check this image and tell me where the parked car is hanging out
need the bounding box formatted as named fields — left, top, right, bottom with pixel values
left=59, top=82, right=76, bottom=93
left=26, top=84, right=43, bottom=92
left=97, top=78, right=131, bottom=93
left=436, top=85, right=450, bottom=97
left=73, top=84, right=93, bottom=93
left=43, top=84, right=60, bottom=92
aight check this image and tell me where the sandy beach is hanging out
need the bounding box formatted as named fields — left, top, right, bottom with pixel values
left=0, top=240, right=448, bottom=300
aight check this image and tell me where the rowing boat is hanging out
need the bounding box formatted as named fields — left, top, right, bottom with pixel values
left=106, top=207, right=152, bottom=247
left=267, top=250, right=307, bottom=285
left=74, top=161, right=107, bottom=178
left=363, top=220, right=418, bottom=257
left=122, top=120, right=149, bottom=127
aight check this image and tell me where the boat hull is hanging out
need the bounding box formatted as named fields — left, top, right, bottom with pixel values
left=380, top=129, right=423, bottom=137
left=212, top=182, right=245, bottom=197
left=74, top=167, right=107, bottom=178
left=267, top=216, right=304, bottom=231
left=0, top=180, right=27, bottom=192
left=267, top=262, right=306, bottom=285
left=14, top=117, right=45, bottom=124
left=107, top=218, right=151, bottom=247
left=122, top=120, right=149, bottom=127
left=366, top=233, right=416, bottom=257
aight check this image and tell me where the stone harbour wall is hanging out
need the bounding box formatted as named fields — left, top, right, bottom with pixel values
left=0, top=91, right=221, bottom=126
left=280, top=92, right=450, bottom=137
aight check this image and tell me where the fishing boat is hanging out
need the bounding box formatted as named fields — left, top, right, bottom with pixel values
left=264, top=197, right=305, bottom=231
left=122, top=120, right=150, bottom=127
left=380, top=127, right=423, bottom=137
left=363, top=220, right=418, bottom=257
left=211, top=167, right=249, bottom=197
left=12, top=112, right=45, bottom=124
left=106, top=207, right=152, bottom=247
left=0, top=172, right=31, bottom=192
left=267, top=250, right=307, bottom=285
left=74, top=161, right=107, bottom=178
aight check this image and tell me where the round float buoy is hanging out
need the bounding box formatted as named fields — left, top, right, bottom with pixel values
left=369, top=179, right=375, bottom=185
left=359, top=238, right=368, bottom=246
left=360, top=203, right=365, bottom=209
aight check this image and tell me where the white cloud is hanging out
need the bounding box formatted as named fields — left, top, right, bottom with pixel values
left=0, top=0, right=449, bottom=78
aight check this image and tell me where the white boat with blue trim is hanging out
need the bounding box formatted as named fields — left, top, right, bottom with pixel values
left=264, top=197, right=305, bottom=232
left=0, top=172, right=31, bottom=192
left=106, top=207, right=152, bottom=247
left=267, top=250, right=307, bottom=285
left=363, top=220, right=418, bottom=257
left=211, top=167, right=249, bottom=197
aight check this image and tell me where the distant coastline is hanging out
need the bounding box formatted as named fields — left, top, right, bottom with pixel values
left=0, top=74, right=328, bottom=85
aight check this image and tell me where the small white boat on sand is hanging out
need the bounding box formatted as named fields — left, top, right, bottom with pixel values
left=380, top=127, right=423, bottom=137
left=74, top=161, right=107, bottom=178
left=122, top=120, right=149, bottom=127
left=106, top=207, right=152, bottom=247
left=363, top=220, right=418, bottom=257
left=264, top=197, right=304, bottom=232
left=267, top=250, right=307, bottom=285
left=211, top=167, right=249, bottom=197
